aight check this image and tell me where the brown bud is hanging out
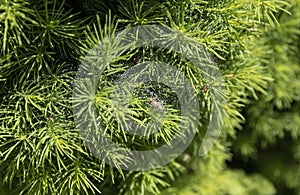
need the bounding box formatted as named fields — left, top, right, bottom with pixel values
left=50, top=117, right=55, bottom=123
left=203, top=85, right=209, bottom=92
left=150, top=99, right=164, bottom=110
left=227, top=73, right=234, bottom=79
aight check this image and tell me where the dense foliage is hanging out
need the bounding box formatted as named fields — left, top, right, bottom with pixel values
left=0, top=0, right=299, bottom=194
